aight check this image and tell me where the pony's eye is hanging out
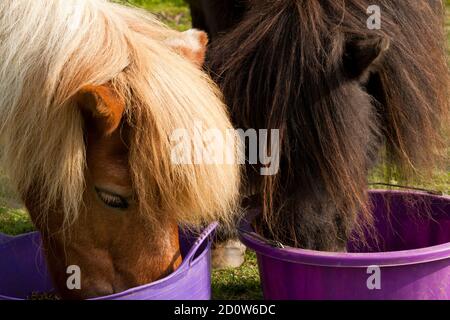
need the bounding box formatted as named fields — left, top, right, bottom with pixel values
left=95, top=188, right=129, bottom=210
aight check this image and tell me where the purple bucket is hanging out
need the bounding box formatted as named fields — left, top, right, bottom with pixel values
left=239, top=190, right=450, bottom=300
left=0, top=223, right=217, bottom=300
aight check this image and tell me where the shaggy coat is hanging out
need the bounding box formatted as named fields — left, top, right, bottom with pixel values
left=0, top=0, right=241, bottom=297
left=188, top=0, right=449, bottom=250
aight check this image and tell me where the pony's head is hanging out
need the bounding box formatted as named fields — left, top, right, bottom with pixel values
left=207, top=0, right=448, bottom=249
left=0, top=0, right=239, bottom=298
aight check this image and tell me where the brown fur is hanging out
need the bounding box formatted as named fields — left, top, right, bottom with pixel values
left=166, top=29, right=210, bottom=66
left=78, top=85, right=126, bottom=135
left=189, top=0, right=449, bottom=250
left=186, top=0, right=247, bottom=41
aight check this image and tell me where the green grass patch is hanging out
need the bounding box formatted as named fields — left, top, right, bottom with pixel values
left=0, top=207, right=34, bottom=236
left=212, top=251, right=263, bottom=300
left=115, top=0, right=191, bottom=31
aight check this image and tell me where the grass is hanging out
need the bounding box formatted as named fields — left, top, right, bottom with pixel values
left=0, top=172, right=33, bottom=235
left=212, top=252, right=263, bottom=300
left=115, top=0, right=191, bottom=30
left=0, top=207, right=33, bottom=235
left=0, top=0, right=449, bottom=300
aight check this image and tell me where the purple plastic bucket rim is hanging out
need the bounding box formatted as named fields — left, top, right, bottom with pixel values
left=238, top=190, right=450, bottom=268
left=0, top=222, right=218, bottom=300
left=0, top=233, right=13, bottom=243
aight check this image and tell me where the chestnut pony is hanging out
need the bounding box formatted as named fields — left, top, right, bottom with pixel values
left=188, top=0, right=449, bottom=250
left=0, top=0, right=239, bottom=298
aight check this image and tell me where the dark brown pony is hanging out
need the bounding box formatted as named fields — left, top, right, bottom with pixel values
left=188, top=0, right=449, bottom=250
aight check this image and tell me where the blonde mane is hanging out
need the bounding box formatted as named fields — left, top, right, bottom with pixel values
left=0, top=0, right=239, bottom=228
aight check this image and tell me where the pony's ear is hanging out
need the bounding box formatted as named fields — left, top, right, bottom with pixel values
left=76, top=85, right=125, bottom=135
left=165, top=29, right=209, bottom=67
left=344, top=35, right=390, bottom=79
